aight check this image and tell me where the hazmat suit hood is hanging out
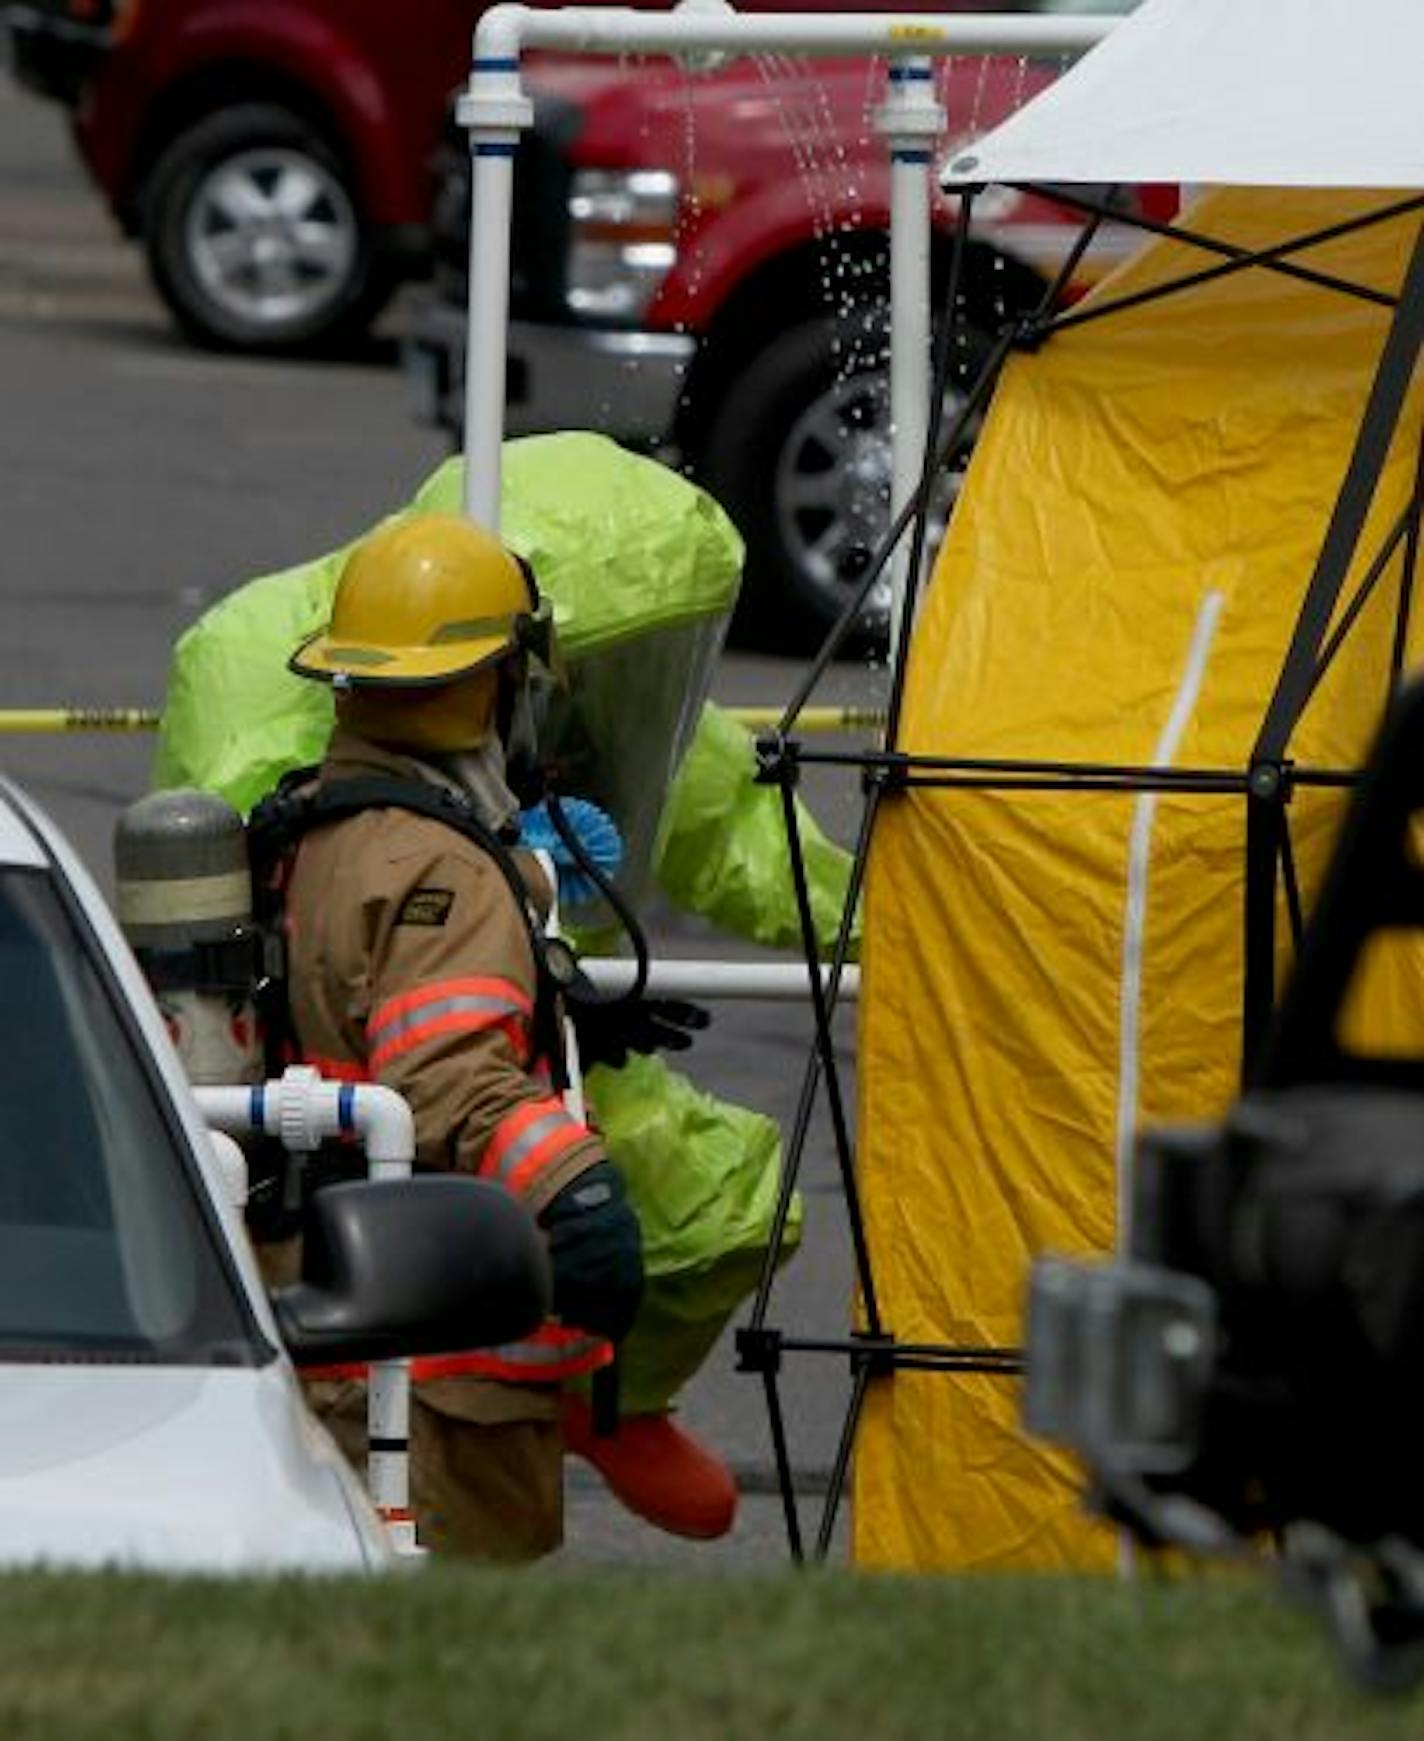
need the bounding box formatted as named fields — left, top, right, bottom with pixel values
left=155, top=433, right=744, bottom=925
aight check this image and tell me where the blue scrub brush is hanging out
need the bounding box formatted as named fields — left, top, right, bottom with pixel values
left=519, top=797, right=624, bottom=909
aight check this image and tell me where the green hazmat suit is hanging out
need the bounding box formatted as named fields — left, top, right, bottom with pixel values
left=156, top=433, right=856, bottom=1414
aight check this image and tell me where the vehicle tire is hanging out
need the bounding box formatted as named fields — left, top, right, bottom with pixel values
left=143, top=104, right=395, bottom=355
left=698, top=307, right=989, bottom=655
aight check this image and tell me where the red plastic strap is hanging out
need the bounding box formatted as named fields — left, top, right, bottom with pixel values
left=301, top=1327, right=613, bottom=1388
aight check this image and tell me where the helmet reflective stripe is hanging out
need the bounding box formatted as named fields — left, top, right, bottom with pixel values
left=317, top=646, right=395, bottom=667
left=428, top=615, right=521, bottom=644
left=322, top=616, right=521, bottom=668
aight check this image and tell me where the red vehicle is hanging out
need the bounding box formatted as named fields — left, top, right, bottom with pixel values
left=407, top=0, right=1154, bottom=642
left=2, top=0, right=1028, bottom=353
left=4, top=0, right=1149, bottom=636
left=5, top=0, right=492, bottom=349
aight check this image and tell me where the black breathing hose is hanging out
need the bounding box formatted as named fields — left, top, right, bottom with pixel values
left=542, top=786, right=650, bottom=1005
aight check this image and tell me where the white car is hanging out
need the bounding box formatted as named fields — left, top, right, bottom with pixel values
left=0, top=775, right=545, bottom=1573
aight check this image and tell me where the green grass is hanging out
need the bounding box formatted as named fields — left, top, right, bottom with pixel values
left=0, top=1566, right=1418, bottom=1738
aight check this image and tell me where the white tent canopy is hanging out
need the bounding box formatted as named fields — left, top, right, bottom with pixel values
left=943, top=0, right=1424, bottom=191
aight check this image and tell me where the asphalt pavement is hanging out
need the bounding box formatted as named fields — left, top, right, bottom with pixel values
left=0, top=78, right=892, bottom=1566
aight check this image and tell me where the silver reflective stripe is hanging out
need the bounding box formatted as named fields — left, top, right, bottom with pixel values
left=489, top=1109, right=570, bottom=1186
left=477, top=1333, right=607, bottom=1368
left=369, top=992, right=526, bottom=1048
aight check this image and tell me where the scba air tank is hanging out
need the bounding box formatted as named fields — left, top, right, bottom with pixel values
left=114, top=788, right=263, bottom=1086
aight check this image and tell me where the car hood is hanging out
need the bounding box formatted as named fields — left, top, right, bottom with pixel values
left=0, top=1362, right=389, bottom=1574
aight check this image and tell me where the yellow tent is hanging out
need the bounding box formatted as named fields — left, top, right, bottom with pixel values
left=853, top=189, right=1424, bottom=1568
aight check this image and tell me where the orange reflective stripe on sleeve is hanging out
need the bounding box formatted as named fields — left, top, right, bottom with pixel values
left=367, top=975, right=533, bottom=1073
left=481, top=1095, right=591, bottom=1196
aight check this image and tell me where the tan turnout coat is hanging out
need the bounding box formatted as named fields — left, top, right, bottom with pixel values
left=282, top=728, right=610, bottom=1421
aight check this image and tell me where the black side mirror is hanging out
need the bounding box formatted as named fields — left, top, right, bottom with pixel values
left=273, top=1175, right=550, bottom=1367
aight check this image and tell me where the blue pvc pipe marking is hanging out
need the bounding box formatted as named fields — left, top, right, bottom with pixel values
left=250, top=1085, right=265, bottom=1130
left=893, top=150, right=934, bottom=165
left=473, top=57, right=520, bottom=71
left=888, top=64, right=934, bottom=81
left=474, top=143, right=519, bottom=158
left=338, top=1083, right=356, bottom=1134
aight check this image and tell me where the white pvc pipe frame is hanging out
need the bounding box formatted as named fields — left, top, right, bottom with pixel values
left=194, top=1069, right=420, bottom=1557
left=190, top=974, right=838, bottom=1563
left=459, top=7, right=1118, bottom=635
left=584, top=957, right=859, bottom=1002
left=194, top=977, right=849, bottom=1574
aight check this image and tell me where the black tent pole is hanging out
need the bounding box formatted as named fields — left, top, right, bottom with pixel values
left=1009, top=183, right=1418, bottom=315
left=1242, top=218, right=1424, bottom=1074
left=1388, top=431, right=1424, bottom=696
left=1308, top=503, right=1418, bottom=705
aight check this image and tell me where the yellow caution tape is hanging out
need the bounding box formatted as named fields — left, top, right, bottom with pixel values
left=725, top=705, right=887, bottom=734
left=0, top=709, right=162, bottom=734
left=0, top=704, right=884, bottom=737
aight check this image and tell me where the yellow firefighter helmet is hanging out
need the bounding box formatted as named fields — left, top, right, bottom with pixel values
left=289, top=512, right=542, bottom=688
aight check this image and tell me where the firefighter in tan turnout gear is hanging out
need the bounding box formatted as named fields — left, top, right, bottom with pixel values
left=282, top=511, right=644, bottom=1560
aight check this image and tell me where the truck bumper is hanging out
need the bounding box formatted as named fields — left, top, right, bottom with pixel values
left=403, top=298, right=696, bottom=447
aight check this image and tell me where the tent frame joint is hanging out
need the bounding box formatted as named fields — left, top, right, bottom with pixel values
left=1006, top=314, right=1051, bottom=355
left=735, top=1324, right=784, bottom=1376
left=754, top=731, right=800, bottom=791
left=863, top=754, right=908, bottom=797
left=1248, top=756, right=1296, bottom=805
left=850, top=1332, right=898, bottom=1380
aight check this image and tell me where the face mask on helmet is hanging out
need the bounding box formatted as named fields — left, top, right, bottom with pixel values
left=498, top=647, right=557, bottom=809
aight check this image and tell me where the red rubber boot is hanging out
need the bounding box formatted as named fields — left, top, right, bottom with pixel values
left=562, top=1394, right=739, bottom=1540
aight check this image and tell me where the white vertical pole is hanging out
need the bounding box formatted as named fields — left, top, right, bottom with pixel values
left=360, top=1097, right=419, bottom=1557
left=194, top=1071, right=422, bottom=1556
left=875, top=58, right=945, bottom=664
left=457, top=53, right=535, bottom=531
left=458, top=8, right=1115, bottom=558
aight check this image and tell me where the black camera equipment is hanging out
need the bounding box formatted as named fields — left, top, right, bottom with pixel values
left=1025, top=676, right=1424, bottom=1691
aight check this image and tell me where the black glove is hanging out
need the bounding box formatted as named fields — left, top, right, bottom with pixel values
left=539, top=1161, right=644, bottom=1344
left=567, top=986, right=711, bottom=1072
